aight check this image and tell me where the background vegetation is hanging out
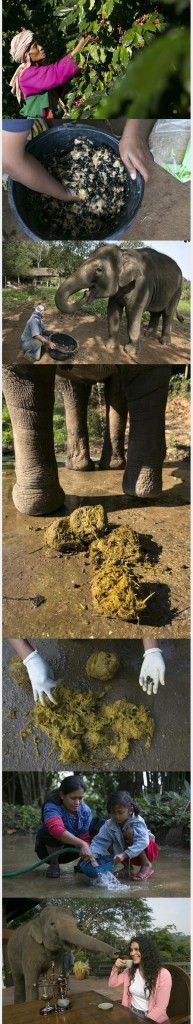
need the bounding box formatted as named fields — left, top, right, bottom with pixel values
left=3, top=0, right=190, bottom=117
left=2, top=770, right=190, bottom=846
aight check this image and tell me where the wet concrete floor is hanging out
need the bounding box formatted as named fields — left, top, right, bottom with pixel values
left=3, top=464, right=190, bottom=641
left=3, top=638, right=190, bottom=770
left=3, top=835, right=190, bottom=900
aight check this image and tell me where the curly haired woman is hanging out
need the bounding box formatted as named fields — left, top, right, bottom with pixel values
left=109, top=934, right=172, bottom=1021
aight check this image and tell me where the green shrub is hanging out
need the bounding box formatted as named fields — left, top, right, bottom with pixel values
left=3, top=802, right=40, bottom=831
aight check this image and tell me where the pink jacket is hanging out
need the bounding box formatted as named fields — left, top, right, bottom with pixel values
left=20, top=55, right=79, bottom=98
left=109, top=966, right=172, bottom=1022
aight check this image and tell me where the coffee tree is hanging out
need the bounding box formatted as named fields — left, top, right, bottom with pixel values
left=56, top=0, right=165, bottom=116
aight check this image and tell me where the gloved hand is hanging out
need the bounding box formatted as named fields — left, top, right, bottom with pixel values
left=23, top=650, right=57, bottom=705
left=139, top=648, right=166, bottom=695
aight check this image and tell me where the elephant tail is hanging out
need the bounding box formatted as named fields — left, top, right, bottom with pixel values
left=176, top=308, right=184, bottom=322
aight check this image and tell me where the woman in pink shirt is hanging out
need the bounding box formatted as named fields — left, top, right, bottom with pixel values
left=9, top=27, right=92, bottom=117
left=109, top=934, right=172, bottom=1022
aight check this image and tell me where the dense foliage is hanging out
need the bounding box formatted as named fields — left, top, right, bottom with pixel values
left=3, top=0, right=189, bottom=116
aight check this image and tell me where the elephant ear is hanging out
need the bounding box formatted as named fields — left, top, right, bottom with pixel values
left=29, top=915, right=43, bottom=945
left=118, top=254, right=141, bottom=288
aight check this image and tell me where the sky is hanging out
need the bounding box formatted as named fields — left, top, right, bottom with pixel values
left=145, top=240, right=191, bottom=279
left=146, top=899, right=190, bottom=935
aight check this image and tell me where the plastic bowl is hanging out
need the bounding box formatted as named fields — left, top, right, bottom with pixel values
left=8, top=124, right=144, bottom=242
left=45, top=332, right=79, bottom=361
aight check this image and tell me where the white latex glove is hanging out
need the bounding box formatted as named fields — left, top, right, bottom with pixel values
left=23, top=650, right=57, bottom=705
left=139, top=648, right=166, bottom=695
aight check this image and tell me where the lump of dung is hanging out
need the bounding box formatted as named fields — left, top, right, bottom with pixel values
left=45, top=505, right=107, bottom=552
left=19, top=684, right=154, bottom=765
left=25, top=138, right=129, bottom=241
left=90, top=526, right=152, bottom=622
left=105, top=700, right=154, bottom=758
left=69, top=505, right=107, bottom=542
left=90, top=526, right=142, bottom=568
left=44, top=516, right=84, bottom=553
left=85, top=651, right=119, bottom=681
left=92, top=567, right=149, bottom=621
left=9, top=656, right=32, bottom=694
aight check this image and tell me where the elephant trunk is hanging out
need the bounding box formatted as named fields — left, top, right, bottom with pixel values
left=55, top=271, right=95, bottom=314
left=69, top=927, right=116, bottom=957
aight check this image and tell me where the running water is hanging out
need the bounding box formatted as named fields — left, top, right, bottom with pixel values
left=92, top=871, right=129, bottom=892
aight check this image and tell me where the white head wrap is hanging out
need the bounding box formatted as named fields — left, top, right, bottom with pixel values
left=10, top=29, right=34, bottom=104
left=34, top=305, right=46, bottom=314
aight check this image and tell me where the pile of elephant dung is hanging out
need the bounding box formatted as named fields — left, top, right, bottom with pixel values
left=9, top=658, right=154, bottom=763
left=90, top=526, right=153, bottom=621
left=27, top=138, right=128, bottom=240
left=45, top=505, right=107, bottom=552
left=8, top=656, right=32, bottom=694
left=85, top=651, right=119, bottom=681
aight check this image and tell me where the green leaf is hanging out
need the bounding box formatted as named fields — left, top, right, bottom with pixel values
left=89, top=0, right=96, bottom=8
left=93, top=27, right=190, bottom=117
left=119, top=45, right=129, bottom=67
left=89, top=44, right=100, bottom=61
left=103, top=0, right=115, bottom=15
left=99, top=46, right=106, bottom=63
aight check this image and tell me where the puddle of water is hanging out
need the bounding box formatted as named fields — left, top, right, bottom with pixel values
left=92, top=871, right=129, bottom=892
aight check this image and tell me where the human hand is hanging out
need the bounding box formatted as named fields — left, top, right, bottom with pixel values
left=113, top=853, right=126, bottom=864
left=23, top=650, right=57, bottom=705
left=119, top=124, right=153, bottom=182
left=115, top=958, right=126, bottom=969
left=80, top=842, right=98, bottom=865
left=47, top=340, right=57, bottom=350
left=139, top=649, right=166, bottom=695
left=72, top=34, right=93, bottom=55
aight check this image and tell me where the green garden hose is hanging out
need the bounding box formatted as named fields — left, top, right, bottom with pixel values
left=3, top=846, right=79, bottom=878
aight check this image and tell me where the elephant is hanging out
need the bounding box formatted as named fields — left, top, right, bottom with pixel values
left=2, top=364, right=170, bottom=515
left=55, top=244, right=183, bottom=354
left=7, top=904, right=117, bottom=1003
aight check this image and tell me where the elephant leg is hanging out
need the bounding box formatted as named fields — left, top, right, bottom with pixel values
left=122, top=366, right=170, bottom=498
left=146, top=312, right=161, bottom=337
left=100, top=374, right=128, bottom=469
left=62, top=379, right=95, bottom=471
left=124, top=288, right=150, bottom=352
left=107, top=298, right=123, bottom=351
left=161, top=288, right=182, bottom=343
left=13, top=975, right=26, bottom=1004
left=2, top=366, right=65, bottom=514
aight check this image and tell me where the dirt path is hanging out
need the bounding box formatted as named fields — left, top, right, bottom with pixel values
left=2, top=304, right=190, bottom=365
left=3, top=464, right=190, bottom=646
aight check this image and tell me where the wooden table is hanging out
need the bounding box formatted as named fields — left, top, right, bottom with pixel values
left=3, top=990, right=152, bottom=1023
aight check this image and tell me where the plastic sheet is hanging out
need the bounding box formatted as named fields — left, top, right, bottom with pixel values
left=149, top=119, right=191, bottom=182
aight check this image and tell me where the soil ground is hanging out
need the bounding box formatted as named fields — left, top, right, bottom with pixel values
left=2, top=304, right=190, bottom=366
left=3, top=462, right=190, bottom=643
left=2, top=837, right=190, bottom=900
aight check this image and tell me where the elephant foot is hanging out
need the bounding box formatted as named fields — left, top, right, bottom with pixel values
left=12, top=481, right=65, bottom=515
left=65, top=455, right=95, bottom=471
left=106, top=338, right=119, bottom=353
left=99, top=455, right=126, bottom=470
left=160, top=334, right=170, bottom=345
left=122, top=465, right=162, bottom=499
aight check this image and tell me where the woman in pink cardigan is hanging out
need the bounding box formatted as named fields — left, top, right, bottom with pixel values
left=109, top=934, right=172, bottom=1022
left=9, top=27, right=92, bottom=117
